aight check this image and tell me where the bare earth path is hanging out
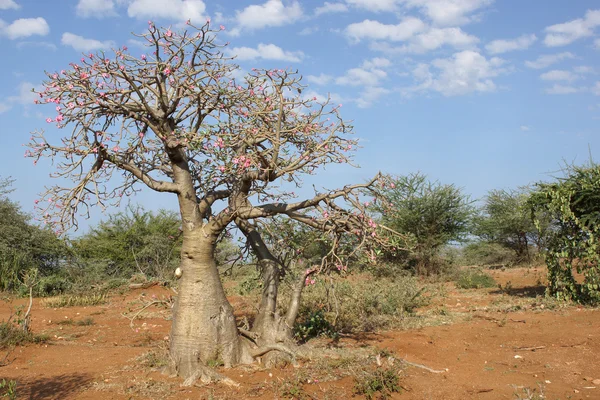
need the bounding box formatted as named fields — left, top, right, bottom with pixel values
left=1, top=267, right=599, bottom=399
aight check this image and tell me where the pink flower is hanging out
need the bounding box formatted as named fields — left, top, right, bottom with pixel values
left=165, top=29, right=172, bottom=37
left=46, top=118, right=52, bottom=123
left=141, top=54, right=146, bottom=61
left=56, top=114, right=64, bottom=122
left=220, top=25, right=225, bottom=30
left=112, top=146, right=120, bottom=152
left=164, top=67, right=171, bottom=75
left=139, top=133, right=144, bottom=138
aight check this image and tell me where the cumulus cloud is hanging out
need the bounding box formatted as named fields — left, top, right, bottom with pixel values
left=485, top=34, right=537, bottom=54
left=362, top=57, right=391, bottom=69
left=61, top=32, right=115, bottom=52
left=345, top=18, right=426, bottom=42
left=408, top=50, right=506, bottom=96
left=356, top=86, right=390, bottom=108
left=524, top=52, right=575, bottom=69
left=336, top=67, right=387, bottom=86
left=234, top=0, right=302, bottom=31
left=0, top=81, right=41, bottom=114
left=540, top=69, right=579, bottom=82
left=400, top=0, right=494, bottom=26
left=520, top=125, right=531, bottom=131
left=307, top=73, right=333, bottom=85
left=0, top=0, right=19, bottom=10
left=76, top=0, right=117, bottom=18
left=545, top=84, right=581, bottom=95
left=315, top=2, right=348, bottom=16
left=345, top=19, right=478, bottom=53
left=544, top=9, right=600, bottom=47
left=127, top=0, right=207, bottom=23
left=0, top=17, right=49, bottom=39
left=228, top=43, right=304, bottom=62
left=593, top=82, right=600, bottom=96
left=345, top=0, right=397, bottom=12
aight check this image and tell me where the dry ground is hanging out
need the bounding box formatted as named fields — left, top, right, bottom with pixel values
left=1, top=266, right=599, bottom=400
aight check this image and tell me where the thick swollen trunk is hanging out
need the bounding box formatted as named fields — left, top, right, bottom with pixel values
left=167, top=231, right=248, bottom=382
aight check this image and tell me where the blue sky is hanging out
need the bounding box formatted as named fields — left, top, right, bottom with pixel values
left=1, top=0, right=599, bottom=232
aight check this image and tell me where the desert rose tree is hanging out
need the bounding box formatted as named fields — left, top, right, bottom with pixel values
left=26, top=21, right=400, bottom=383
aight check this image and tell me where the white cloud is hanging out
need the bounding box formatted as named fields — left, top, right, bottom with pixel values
left=345, top=18, right=425, bottom=42
left=76, top=0, right=117, bottom=18
left=362, top=57, right=391, bottom=69
left=356, top=86, right=390, bottom=108
left=307, top=73, right=333, bottom=85
left=574, top=65, right=594, bottom=74
left=15, top=41, right=57, bottom=51
left=485, top=34, right=537, bottom=55
left=336, top=68, right=387, bottom=86
left=235, top=0, right=302, bottom=30
left=0, top=17, right=49, bottom=39
left=545, top=84, right=581, bottom=95
left=0, top=0, right=19, bottom=10
left=345, top=0, right=397, bottom=12
left=315, top=2, right=348, bottom=16
left=540, top=70, right=578, bottom=82
left=524, top=52, right=575, bottom=69
left=298, top=26, right=318, bottom=35
left=61, top=32, right=115, bottom=52
left=400, top=0, right=494, bottom=26
left=369, top=26, right=478, bottom=54
left=228, top=43, right=304, bottom=62
left=127, top=0, right=207, bottom=23
left=0, top=81, right=40, bottom=113
left=544, top=9, right=600, bottom=47
left=595, top=38, right=600, bottom=49
left=409, top=50, right=506, bottom=96
left=520, top=125, right=531, bottom=132
left=593, top=82, right=600, bottom=96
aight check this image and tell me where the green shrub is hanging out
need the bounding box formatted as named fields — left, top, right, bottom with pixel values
left=461, top=242, right=516, bottom=266
left=0, top=320, right=47, bottom=349
left=456, top=269, right=496, bottom=289
left=285, top=274, right=428, bottom=335
left=353, top=367, right=401, bottom=400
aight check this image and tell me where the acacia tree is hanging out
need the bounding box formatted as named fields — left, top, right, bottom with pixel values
left=26, top=22, right=400, bottom=383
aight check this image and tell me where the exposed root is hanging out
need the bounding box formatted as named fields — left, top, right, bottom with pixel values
left=250, top=344, right=296, bottom=359
left=181, top=365, right=239, bottom=387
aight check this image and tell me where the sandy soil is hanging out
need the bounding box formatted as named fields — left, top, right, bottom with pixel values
left=1, top=266, right=599, bottom=400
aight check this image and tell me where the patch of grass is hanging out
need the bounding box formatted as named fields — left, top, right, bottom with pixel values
left=0, top=320, right=48, bottom=349
left=512, top=383, right=546, bottom=399
left=42, top=293, right=107, bottom=308
left=56, top=317, right=95, bottom=326
left=277, top=374, right=310, bottom=400
left=137, top=349, right=168, bottom=370
left=353, top=367, right=402, bottom=400
left=456, top=269, right=497, bottom=289
left=285, top=274, right=430, bottom=336
left=0, top=379, right=17, bottom=400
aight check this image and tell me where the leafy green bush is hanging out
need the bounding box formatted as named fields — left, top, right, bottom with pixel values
left=461, top=242, right=515, bottom=266
left=455, top=269, right=496, bottom=289
left=294, top=309, right=336, bottom=342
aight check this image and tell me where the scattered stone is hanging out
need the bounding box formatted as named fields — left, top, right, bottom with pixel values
left=593, top=379, right=600, bottom=385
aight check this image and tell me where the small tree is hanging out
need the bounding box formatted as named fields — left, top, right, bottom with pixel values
left=73, top=206, right=182, bottom=280
left=26, top=22, right=400, bottom=383
left=473, top=189, right=543, bottom=263
left=0, top=177, right=65, bottom=291
left=372, top=173, right=473, bottom=274
left=530, top=162, right=600, bottom=303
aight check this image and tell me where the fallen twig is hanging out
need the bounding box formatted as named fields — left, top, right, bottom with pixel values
left=399, top=358, right=448, bottom=374
left=514, top=346, right=546, bottom=351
